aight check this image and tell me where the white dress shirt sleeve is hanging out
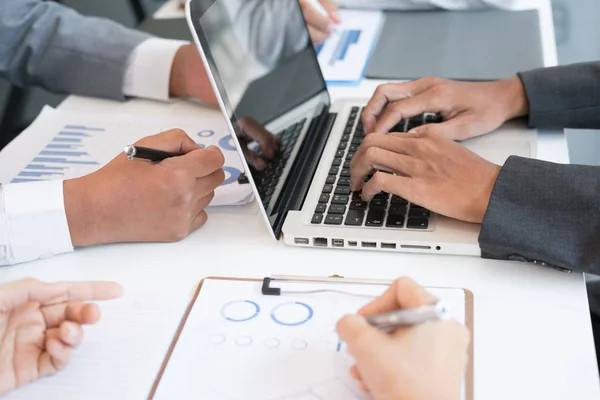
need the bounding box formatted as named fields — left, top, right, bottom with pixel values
left=122, top=37, right=188, bottom=101
left=0, top=180, right=73, bottom=266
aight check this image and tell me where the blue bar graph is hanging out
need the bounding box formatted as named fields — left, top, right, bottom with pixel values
left=46, top=144, right=83, bottom=150
left=64, top=125, right=105, bottom=131
left=11, top=178, right=44, bottom=183
left=329, top=30, right=362, bottom=66
left=40, top=151, right=89, bottom=157
left=26, top=164, right=67, bottom=171
left=19, top=171, right=64, bottom=178
left=58, top=131, right=92, bottom=137
left=53, top=138, right=83, bottom=143
left=33, top=157, right=100, bottom=165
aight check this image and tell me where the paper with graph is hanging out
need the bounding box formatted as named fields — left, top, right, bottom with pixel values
left=0, top=106, right=253, bottom=206
left=152, top=279, right=467, bottom=400
left=315, top=10, right=384, bottom=85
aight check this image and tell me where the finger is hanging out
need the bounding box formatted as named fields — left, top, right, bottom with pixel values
left=190, top=210, right=208, bottom=232
left=42, top=302, right=101, bottom=328
left=359, top=277, right=438, bottom=316
left=194, top=191, right=215, bottom=215
left=320, top=0, right=341, bottom=23
left=350, top=365, right=361, bottom=381
left=238, top=118, right=279, bottom=159
left=350, top=147, right=416, bottom=193
left=195, top=169, right=226, bottom=199
left=408, top=115, right=484, bottom=141
left=164, top=146, right=225, bottom=179
left=0, top=279, right=65, bottom=311
left=374, top=93, right=446, bottom=134
left=360, top=171, right=413, bottom=202
left=302, top=1, right=334, bottom=33
left=40, top=281, right=123, bottom=306
left=336, top=315, right=391, bottom=360
left=42, top=328, right=73, bottom=373
left=58, top=321, right=84, bottom=347
left=307, top=25, right=329, bottom=45
left=135, top=128, right=200, bottom=154
left=241, top=143, right=267, bottom=170
left=363, top=79, right=435, bottom=134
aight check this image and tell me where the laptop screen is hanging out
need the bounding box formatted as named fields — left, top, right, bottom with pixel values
left=189, top=0, right=330, bottom=236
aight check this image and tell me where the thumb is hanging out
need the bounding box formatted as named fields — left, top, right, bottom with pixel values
left=0, top=279, right=66, bottom=311
left=337, top=314, right=391, bottom=357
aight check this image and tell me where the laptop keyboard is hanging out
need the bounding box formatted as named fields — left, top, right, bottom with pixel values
left=311, top=107, right=442, bottom=230
left=256, top=118, right=306, bottom=208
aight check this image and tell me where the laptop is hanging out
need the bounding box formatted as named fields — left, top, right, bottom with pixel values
left=185, top=0, right=536, bottom=256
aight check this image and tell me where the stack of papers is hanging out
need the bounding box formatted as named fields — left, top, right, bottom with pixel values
left=0, top=106, right=253, bottom=206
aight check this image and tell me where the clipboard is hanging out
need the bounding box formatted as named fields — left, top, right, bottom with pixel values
left=148, top=275, right=474, bottom=400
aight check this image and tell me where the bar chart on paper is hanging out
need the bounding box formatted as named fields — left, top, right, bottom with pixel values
left=0, top=106, right=253, bottom=206
left=315, top=10, right=383, bottom=85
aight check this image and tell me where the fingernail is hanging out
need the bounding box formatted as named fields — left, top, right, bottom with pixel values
left=408, top=128, right=420, bottom=134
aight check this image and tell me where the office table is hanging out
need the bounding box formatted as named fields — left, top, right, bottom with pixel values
left=2, top=0, right=599, bottom=399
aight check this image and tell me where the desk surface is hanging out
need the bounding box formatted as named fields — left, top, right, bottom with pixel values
left=2, top=2, right=598, bottom=399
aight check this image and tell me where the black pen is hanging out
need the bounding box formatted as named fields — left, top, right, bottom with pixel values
left=123, top=145, right=183, bottom=162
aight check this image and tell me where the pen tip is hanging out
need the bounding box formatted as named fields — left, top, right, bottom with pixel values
left=123, top=145, right=135, bottom=158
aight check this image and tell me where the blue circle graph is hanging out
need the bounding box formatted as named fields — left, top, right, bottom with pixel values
left=270, top=302, right=314, bottom=326
left=221, top=300, right=260, bottom=322
left=218, top=135, right=236, bottom=151
left=221, top=166, right=241, bottom=186
left=198, top=130, right=215, bottom=138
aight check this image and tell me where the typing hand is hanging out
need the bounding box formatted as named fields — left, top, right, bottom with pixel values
left=0, top=279, right=122, bottom=395
left=350, top=131, right=501, bottom=223
left=362, top=76, right=529, bottom=140
left=336, top=278, right=470, bottom=400
left=236, top=117, right=280, bottom=171
left=64, top=129, right=225, bottom=246
left=300, top=0, right=341, bottom=44
left=169, top=43, right=218, bottom=106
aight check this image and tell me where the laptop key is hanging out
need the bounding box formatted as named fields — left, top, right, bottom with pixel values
left=351, top=106, right=359, bottom=113
left=391, top=195, right=408, bottom=205
left=345, top=209, right=365, bottom=226
left=343, top=160, right=351, bottom=169
left=340, top=169, right=351, bottom=177
left=407, top=217, right=429, bottom=229
left=343, top=128, right=353, bottom=135
left=335, top=150, right=345, bottom=158
left=388, top=205, right=407, bottom=215
left=409, top=208, right=431, bottom=218
left=334, top=186, right=351, bottom=195
left=315, top=204, right=326, bottom=213
left=328, top=204, right=346, bottom=214
left=365, top=209, right=385, bottom=227
left=332, top=158, right=342, bottom=167
left=350, top=199, right=368, bottom=210
left=370, top=198, right=387, bottom=209
left=332, top=195, right=349, bottom=204
left=341, top=134, right=350, bottom=142
left=410, top=203, right=426, bottom=210
left=322, top=184, right=333, bottom=194
left=311, top=213, right=324, bottom=224
left=337, top=177, right=351, bottom=186
left=338, top=142, right=347, bottom=150
left=329, top=166, right=339, bottom=175
left=326, top=175, right=336, bottom=184
left=325, top=214, right=343, bottom=225
left=319, top=194, right=330, bottom=203
left=349, top=144, right=359, bottom=152
left=373, top=192, right=389, bottom=200
left=386, top=214, right=405, bottom=228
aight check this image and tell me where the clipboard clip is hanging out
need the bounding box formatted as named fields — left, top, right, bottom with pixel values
left=261, top=275, right=393, bottom=297
left=262, top=275, right=347, bottom=296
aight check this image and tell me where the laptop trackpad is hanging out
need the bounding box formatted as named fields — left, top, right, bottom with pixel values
left=464, top=141, right=531, bottom=166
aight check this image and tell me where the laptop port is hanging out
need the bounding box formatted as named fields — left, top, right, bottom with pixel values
left=294, top=237, right=309, bottom=245
left=381, top=243, right=397, bottom=249
left=361, top=241, right=377, bottom=248
left=348, top=241, right=358, bottom=247
left=400, top=245, right=432, bottom=250
left=313, top=237, right=328, bottom=247
left=332, top=239, right=344, bottom=247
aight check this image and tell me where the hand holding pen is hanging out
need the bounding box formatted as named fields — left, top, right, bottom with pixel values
left=300, top=0, right=341, bottom=44
left=336, top=278, right=470, bottom=400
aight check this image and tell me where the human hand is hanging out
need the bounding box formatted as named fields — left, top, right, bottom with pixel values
left=236, top=117, right=280, bottom=171
left=362, top=76, right=529, bottom=140
left=299, top=0, right=341, bottom=44
left=336, top=278, right=470, bottom=400
left=0, top=278, right=122, bottom=395
left=64, top=129, right=225, bottom=246
left=350, top=131, right=501, bottom=223
left=169, top=43, right=218, bottom=106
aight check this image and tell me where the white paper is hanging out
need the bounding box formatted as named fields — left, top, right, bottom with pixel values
left=153, top=279, right=467, bottom=400
left=316, top=10, right=383, bottom=85
left=0, top=106, right=253, bottom=206
left=4, top=289, right=190, bottom=400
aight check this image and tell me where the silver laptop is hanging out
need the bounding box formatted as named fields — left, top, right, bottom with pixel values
left=185, top=0, right=536, bottom=256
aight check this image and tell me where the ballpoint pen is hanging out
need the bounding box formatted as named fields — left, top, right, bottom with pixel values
left=123, top=145, right=183, bottom=162
left=366, top=301, right=448, bottom=332
left=304, top=0, right=340, bottom=35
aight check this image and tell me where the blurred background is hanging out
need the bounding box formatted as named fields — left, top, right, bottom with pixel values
left=1, top=0, right=599, bottom=163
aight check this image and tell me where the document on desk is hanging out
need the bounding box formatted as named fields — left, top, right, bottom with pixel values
left=151, top=278, right=471, bottom=400
left=4, top=288, right=191, bottom=400
left=315, top=10, right=384, bottom=85
left=0, top=106, right=253, bottom=206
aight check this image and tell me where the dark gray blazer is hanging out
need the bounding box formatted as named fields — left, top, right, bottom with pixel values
left=0, top=0, right=150, bottom=99
left=479, top=62, right=600, bottom=275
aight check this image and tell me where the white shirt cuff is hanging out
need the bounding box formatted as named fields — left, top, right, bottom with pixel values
left=123, top=38, right=188, bottom=101
left=1, top=180, right=73, bottom=265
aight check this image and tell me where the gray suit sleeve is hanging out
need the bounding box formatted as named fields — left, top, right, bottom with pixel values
left=518, top=62, right=600, bottom=129
left=0, top=0, right=151, bottom=99
left=479, top=156, right=600, bottom=274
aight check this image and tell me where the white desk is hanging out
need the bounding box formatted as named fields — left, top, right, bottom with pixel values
left=1, top=1, right=598, bottom=399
